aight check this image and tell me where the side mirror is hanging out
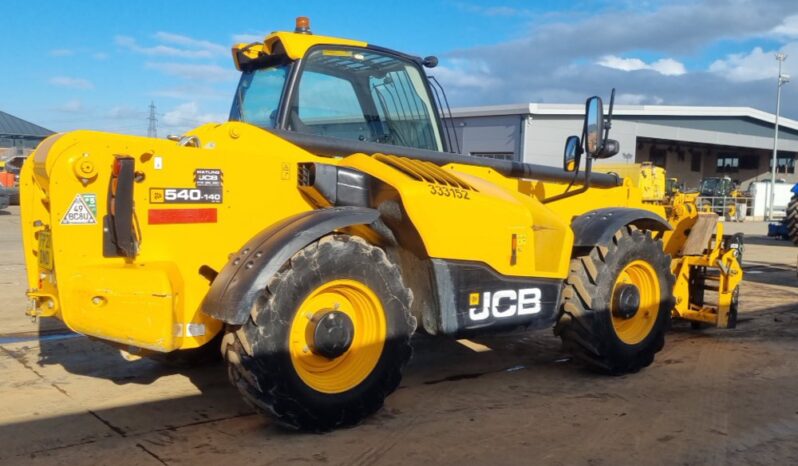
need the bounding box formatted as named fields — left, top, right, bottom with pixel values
left=563, top=135, right=582, bottom=172
left=584, top=96, right=604, bottom=157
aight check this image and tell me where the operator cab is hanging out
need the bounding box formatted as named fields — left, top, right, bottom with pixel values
left=230, top=17, right=447, bottom=153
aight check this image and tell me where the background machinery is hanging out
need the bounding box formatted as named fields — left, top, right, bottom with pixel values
left=20, top=18, right=742, bottom=431
left=600, top=164, right=743, bottom=329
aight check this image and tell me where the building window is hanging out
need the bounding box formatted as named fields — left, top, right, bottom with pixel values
left=690, top=151, right=701, bottom=172
left=650, top=148, right=666, bottom=168
left=716, top=155, right=739, bottom=173
left=470, top=152, right=514, bottom=161
left=770, top=153, right=795, bottom=174
left=739, top=155, right=759, bottom=170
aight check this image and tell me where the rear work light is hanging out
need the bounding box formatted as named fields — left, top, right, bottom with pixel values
left=104, top=156, right=139, bottom=258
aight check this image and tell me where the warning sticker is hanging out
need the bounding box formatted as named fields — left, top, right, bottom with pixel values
left=61, top=193, right=98, bottom=225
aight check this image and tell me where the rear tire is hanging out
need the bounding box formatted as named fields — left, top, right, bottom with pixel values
left=555, top=226, right=674, bottom=374
left=787, top=196, right=798, bottom=245
left=223, top=235, right=415, bottom=432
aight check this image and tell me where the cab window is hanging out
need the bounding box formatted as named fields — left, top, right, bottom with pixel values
left=286, top=47, right=443, bottom=151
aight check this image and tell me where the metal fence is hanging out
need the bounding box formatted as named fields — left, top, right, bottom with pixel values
left=696, top=196, right=753, bottom=221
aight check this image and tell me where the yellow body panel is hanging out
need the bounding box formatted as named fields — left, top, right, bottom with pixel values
left=598, top=162, right=666, bottom=202
left=233, top=31, right=367, bottom=69
left=22, top=119, right=673, bottom=351
left=20, top=27, right=739, bottom=354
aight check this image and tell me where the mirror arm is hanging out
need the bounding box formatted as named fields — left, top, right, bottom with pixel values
left=543, top=144, right=592, bottom=204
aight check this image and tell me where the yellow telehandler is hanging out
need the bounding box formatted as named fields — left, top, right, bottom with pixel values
left=21, top=18, right=740, bottom=431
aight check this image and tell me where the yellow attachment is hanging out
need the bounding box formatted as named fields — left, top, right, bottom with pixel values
left=232, top=31, right=367, bottom=70
left=289, top=279, right=386, bottom=394
left=599, top=162, right=666, bottom=202
left=670, top=220, right=743, bottom=328
left=611, top=260, right=661, bottom=345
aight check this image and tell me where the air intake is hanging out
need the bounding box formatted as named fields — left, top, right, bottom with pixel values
left=373, top=154, right=477, bottom=191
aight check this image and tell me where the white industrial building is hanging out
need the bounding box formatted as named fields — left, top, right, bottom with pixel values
left=447, top=104, right=798, bottom=191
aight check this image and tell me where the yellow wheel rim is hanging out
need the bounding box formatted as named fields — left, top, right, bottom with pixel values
left=288, top=279, right=386, bottom=394
left=611, top=260, right=660, bottom=345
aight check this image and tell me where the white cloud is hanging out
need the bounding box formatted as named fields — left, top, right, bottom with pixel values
left=162, top=101, right=226, bottom=130
left=709, top=43, right=798, bottom=82
left=55, top=99, right=84, bottom=113
left=431, top=59, right=501, bottom=90
left=615, top=93, right=665, bottom=105
left=145, top=62, right=237, bottom=82
left=93, top=52, right=109, bottom=60
left=151, top=86, right=230, bottom=101
left=49, top=49, right=74, bottom=57
left=771, top=14, right=798, bottom=38
left=455, top=3, right=534, bottom=18
left=153, top=32, right=227, bottom=55
left=107, top=106, right=144, bottom=119
left=49, top=76, right=94, bottom=89
left=114, top=33, right=225, bottom=59
left=232, top=33, right=266, bottom=43
left=597, top=55, right=687, bottom=76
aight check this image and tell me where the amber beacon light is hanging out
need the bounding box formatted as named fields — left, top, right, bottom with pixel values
left=295, top=16, right=311, bottom=34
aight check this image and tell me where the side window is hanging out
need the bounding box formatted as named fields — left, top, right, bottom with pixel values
left=369, top=70, right=438, bottom=151
left=238, top=66, right=288, bottom=128
left=292, top=71, right=368, bottom=140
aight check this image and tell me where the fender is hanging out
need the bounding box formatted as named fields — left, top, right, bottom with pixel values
left=201, top=206, right=379, bottom=325
left=571, top=207, right=671, bottom=248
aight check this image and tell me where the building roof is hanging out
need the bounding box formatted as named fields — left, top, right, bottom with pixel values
left=450, top=103, right=798, bottom=133
left=0, top=111, right=54, bottom=138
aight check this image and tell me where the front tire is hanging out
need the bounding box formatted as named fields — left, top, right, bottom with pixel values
left=223, top=235, right=415, bottom=432
left=555, top=226, right=674, bottom=374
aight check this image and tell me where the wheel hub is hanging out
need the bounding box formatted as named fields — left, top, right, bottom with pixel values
left=612, top=284, right=641, bottom=319
left=309, top=310, right=355, bottom=359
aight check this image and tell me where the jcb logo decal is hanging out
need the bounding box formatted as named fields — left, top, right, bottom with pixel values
left=468, top=288, right=541, bottom=321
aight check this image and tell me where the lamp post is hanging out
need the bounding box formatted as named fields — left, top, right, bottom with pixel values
left=768, top=53, right=790, bottom=221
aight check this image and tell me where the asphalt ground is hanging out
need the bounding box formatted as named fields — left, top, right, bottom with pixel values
left=1, top=206, right=797, bottom=465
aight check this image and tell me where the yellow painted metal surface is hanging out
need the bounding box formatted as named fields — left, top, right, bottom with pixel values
left=232, top=31, right=367, bottom=69
left=611, top=259, right=660, bottom=345
left=598, top=162, right=666, bottom=202
left=22, top=119, right=671, bottom=352
left=20, top=28, right=741, bottom=355
left=289, top=279, right=386, bottom=394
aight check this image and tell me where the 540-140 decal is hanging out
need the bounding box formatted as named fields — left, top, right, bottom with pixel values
left=150, top=168, right=224, bottom=204
left=150, top=187, right=223, bottom=204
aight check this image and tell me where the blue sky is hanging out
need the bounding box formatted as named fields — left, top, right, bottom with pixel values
left=2, top=0, right=798, bottom=135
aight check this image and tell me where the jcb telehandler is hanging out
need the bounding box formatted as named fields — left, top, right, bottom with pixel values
left=21, top=18, right=740, bottom=431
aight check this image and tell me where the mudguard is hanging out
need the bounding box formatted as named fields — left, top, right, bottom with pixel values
left=201, top=206, right=380, bottom=325
left=571, top=207, right=671, bottom=248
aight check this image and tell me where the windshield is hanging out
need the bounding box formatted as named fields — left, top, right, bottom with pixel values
left=699, top=179, right=720, bottom=196
left=232, top=46, right=444, bottom=152
left=231, top=64, right=289, bottom=128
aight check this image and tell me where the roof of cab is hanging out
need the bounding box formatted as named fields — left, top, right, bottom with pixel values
left=232, top=31, right=367, bottom=69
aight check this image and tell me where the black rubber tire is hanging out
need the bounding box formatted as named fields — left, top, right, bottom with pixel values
left=555, top=226, right=675, bottom=375
left=222, top=235, right=415, bottom=432
left=727, top=286, right=739, bottom=329
left=787, top=196, right=798, bottom=245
